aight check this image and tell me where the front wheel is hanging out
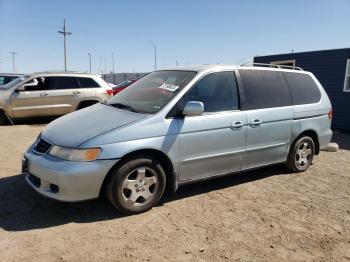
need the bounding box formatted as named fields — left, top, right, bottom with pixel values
left=106, top=156, right=166, bottom=214
left=0, top=111, right=7, bottom=125
left=286, top=136, right=315, bottom=172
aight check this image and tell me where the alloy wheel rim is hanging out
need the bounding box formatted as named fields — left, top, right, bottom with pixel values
left=295, top=141, right=312, bottom=169
left=121, top=167, right=158, bottom=207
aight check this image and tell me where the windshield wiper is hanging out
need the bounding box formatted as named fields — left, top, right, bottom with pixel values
left=108, top=102, right=140, bottom=113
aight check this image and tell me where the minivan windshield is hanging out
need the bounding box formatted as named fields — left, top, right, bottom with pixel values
left=2, top=75, right=29, bottom=90
left=107, top=70, right=196, bottom=114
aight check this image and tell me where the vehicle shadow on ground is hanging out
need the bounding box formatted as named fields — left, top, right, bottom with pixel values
left=0, top=165, right=288, bottom=232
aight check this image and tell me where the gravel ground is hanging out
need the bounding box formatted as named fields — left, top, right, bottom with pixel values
left=0, top=125, right=349, bottom=262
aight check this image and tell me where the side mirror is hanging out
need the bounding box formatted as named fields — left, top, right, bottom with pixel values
left=16, top=86, right=25, bottom=92
left=182, top=101, right=204, bottom=117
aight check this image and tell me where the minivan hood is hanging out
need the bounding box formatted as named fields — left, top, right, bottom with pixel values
left=41, top=103, right=146, bottom=148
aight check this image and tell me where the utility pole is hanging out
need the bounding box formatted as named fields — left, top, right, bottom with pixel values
left=111, top=52, right=115, bottom=73
left=149, top=42, right=157, bottom=70
left=58, top=19, right=72, bottom=71
left=176, top=60, right=179, bottom=68
left=9, top=52, right=17, bottom=73
left=88, top=53, right=92, bottom=73
left=104, top=59, right=107, bottom=74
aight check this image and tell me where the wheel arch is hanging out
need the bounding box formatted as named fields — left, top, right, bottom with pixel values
left=76, top=99, right=101, bottom=110
left=292, top=129, right=320, bottom=155
left=100, top=148, right=177, bottom=197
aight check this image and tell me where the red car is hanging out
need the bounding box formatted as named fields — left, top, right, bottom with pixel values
left=110, top=79, right=138, bottom=95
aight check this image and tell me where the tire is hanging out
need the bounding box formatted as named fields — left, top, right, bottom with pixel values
left=286, top=136, right=315, bottom=172
left=106, top=156, right=166, bottom=215
left=0, top=111, right=7, bottom=125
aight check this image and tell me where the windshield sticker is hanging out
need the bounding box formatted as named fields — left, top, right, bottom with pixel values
left=158, top=83, right=179, bottom=92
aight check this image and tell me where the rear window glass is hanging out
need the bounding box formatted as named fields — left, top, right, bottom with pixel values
left=77, top=77, right=100, bottom=88
left=239, top=69, right=291, bottom=110
left=283, top=72, right=321, bottom=105
left=51, top=77, right=80, bottom=89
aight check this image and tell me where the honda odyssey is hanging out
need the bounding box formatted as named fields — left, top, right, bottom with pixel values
left=23, top=64, right=333, bottom=214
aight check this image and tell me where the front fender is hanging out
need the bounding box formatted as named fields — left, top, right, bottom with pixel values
left=95, top=135, right=180, bottom=174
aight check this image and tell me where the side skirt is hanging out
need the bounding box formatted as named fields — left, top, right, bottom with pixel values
left=178, top=161, right=286, bottom=187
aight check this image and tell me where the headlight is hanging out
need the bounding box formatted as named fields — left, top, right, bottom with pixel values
left=49, top=146, right=101, bottom=162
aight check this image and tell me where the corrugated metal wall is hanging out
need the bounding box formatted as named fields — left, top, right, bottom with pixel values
left=254, top=48, right=350, bottom=130
left=102, top=73, right=148, bottom=85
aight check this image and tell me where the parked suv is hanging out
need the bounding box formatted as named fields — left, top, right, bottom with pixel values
left=23, top=64, right=332, bottom=214
left=0, top=71, right=113, bottom=124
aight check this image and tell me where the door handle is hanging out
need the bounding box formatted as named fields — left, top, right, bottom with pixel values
left=73, top=90, right=80, bottom=94
left=250, top=118, right=262, bottom=127
left=231, top=121, right=244, bottom=129
left=40, top=92, right=48, bottom=97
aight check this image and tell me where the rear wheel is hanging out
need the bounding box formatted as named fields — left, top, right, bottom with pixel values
left=286, top=136, right=315, bottom=172
left=106, top=156, right=166, bottom=214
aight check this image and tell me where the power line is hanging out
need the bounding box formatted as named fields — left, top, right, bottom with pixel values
left=9, top=52, right=17, bottom=73
left=58, top=19, right=72, bottom=71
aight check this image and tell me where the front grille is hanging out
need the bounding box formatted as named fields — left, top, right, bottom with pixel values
left=34, top=138, right=52, bottom=154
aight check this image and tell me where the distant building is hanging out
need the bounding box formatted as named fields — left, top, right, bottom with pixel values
left=254, top=48, right=350, bottom=130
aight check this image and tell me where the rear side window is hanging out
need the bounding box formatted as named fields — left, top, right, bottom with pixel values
left=239, top=69, right=291, bottom=110
left=50, top=77, right=80, bottom=90
left=283, top=72, right=321, bottom=105
left=77, top=77, right=100, bottom=88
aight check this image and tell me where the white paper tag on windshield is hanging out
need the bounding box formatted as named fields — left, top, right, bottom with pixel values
left=158, top=83, right=179, bottom=92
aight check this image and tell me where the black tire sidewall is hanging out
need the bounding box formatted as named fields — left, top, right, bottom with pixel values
left=289, top=136, right=315, bottom=172
left=0, top=112, right=7, bottom=125
left=107, top=156, right=166, bottom=214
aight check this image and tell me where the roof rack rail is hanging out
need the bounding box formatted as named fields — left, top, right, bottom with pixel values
left=240, top=62, right=303, bottom=71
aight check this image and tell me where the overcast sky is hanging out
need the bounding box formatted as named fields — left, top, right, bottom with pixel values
left=0, top=0, right=349, bottom=74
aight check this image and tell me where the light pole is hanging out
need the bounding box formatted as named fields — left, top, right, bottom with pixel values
left=58, top=19, right=72, bottom=71
left=149, top=42, right=157, bottom=70
left=88, top=53, right=92, bottom=73
left=9, top=52, right=17, bottom=73
left=111, top=52, right=115, bottom=73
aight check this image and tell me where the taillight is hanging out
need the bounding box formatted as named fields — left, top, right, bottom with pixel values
left=328, top=110, right=333, bottom=120
left=113, top=87, right=125, bottom=94
left=106, top=89, right=114, bottom=96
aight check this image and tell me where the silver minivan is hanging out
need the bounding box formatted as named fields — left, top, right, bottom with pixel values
left=23, top=64, right=333, bottom=214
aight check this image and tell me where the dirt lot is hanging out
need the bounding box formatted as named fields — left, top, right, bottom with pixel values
left=0, top=124, right=349, bottom=262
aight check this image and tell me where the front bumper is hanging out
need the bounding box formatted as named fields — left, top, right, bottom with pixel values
left=23, top=145, right=118, bottom=202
